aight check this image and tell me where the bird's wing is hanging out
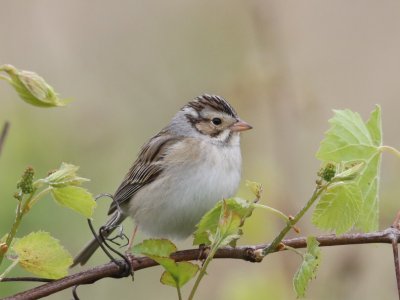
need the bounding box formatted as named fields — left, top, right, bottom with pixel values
left=108, top=133, right=181, bottom=215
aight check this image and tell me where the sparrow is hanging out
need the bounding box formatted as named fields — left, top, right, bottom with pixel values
left=72, top=94, right=252, bottom=266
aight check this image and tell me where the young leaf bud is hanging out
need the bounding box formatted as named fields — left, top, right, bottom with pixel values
left=318, top=163, right=336, bottom=182
left=16, top=166, right=35, bottom=194
left=333, top=162, right=364, bottom=181
left=1, top=64, right=68, bottom=107
left=39, top=162, right=89, bottom=188
left=245, top=180, right=263, bottom=202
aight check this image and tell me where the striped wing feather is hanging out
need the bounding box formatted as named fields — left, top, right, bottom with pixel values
left=108, top=132, right=181, bottom=215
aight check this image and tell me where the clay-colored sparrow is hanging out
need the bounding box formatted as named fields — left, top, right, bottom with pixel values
left=72, top=94, right=252, bottom=266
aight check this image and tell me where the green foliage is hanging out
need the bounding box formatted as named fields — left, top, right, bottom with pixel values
left=293, top=237, right=321, bottom=298
left=317, top=107, right=382, bottom=162
left=38, top=162, right=90, bottom=188
left=193, top=198, right=254, bottom=246
left=0, top=64, right=68, bottom=107
left=332, top=162, right=365, bottom=182
left=245, top=180, right=263, bottom=199
left=356, top=153, right=381, bottom=231
left=133, top=239, right=199, bottom=288
left=0, top=65, right=94, bottom=284
left=51, top=186, right=96, bottom=218
left=312, top=182, right=362, bottom=234
left=188, top=198, right=257, bottom=299
left=12, top=231, right=72, bottom=279
left=315, top=106, right=382, bottom=232
left=160, top=262, right=199, bottom=288
left=0, top=162, right=95, bottom=277
left=37, top=163, right=96, bottom=218
left=133, top=239, right=177, bottom=257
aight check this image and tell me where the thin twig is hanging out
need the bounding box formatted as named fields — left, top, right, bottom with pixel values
left=380, top=145, right=400, bottom=159
left=393, top=210, right=400, bottom=229
left=3, top=228, right=400, bottom=300
left=263, top=183, right=328, bottom=255
left=392, top=236, right=400, bottom=300
left=0, top=188, right=38, bottom=266
left=0, top=121, right=10, bottom=158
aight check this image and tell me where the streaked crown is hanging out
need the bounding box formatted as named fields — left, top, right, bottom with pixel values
left=185, top=94, right=238, bottom=118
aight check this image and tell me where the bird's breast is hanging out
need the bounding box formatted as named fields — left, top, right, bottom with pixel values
left=129, top=138, right=242, bottom=239
left=165, top=138, right=242, bottom=197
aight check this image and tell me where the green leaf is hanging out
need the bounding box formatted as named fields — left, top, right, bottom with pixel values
left=217, top=204, right=243, bottom=247
left=193, top=203, right=223, bottom=246
left=193, top=198, right=254, bottom=246
left=366, top=105, right=382, bottom=146
left=133, top=239, right=198, bottom=288
left=150, top=256, right=177, bottom=273
left=356, top=153, right=381, bottom=231
left=1, top=64, right=69, bottom=107
left=160, top=262, right=199, bottom=287
left=312, top=183, right=362, bottom=234
left=316, top=106, right=382, bottom=232
left=39, top=162, right=89, bottom=188
left=12, top=231, right=72, bottom=279
left=133, top=239, right=177, bottom=257
left=293, top=236, right=321, bottom=298
left=133, top=239, right=177, bottom=272
left=51, top=186, right=96, bottom=218
left=245, top=180, right=263, bottom=199
left=316, top=108, right=381, bottom=162
left=333, top=162, right=364, bottom=181
left=133, top=239, right=177, bottom=273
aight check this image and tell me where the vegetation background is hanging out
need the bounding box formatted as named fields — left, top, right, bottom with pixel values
left=1, top=1, right=400, bottom=299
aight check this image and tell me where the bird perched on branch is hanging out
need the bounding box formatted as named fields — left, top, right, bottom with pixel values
left=72, top=94, right=252, bottom=266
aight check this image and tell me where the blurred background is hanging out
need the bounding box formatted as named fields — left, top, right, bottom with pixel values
left=1, top=1, right=400, bottom=299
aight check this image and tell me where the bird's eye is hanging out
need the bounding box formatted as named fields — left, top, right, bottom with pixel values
left=211, top=118, right=222, bottom=125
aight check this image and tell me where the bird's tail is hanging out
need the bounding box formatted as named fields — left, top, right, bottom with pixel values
left=71, top=212, right=126, bottom=267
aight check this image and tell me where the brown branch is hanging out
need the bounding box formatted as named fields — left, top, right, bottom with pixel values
left=3, top=227, right=400, bottom=300
left=392, top=236, right=400, bottom=299
left=391, top=211, right=400, bottom=299
left=0, top=121, right=10, bottom=158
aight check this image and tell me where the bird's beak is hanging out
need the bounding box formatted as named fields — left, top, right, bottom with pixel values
left=230, top=119, right=253, bottom=132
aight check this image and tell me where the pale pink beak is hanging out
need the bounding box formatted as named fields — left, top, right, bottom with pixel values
left=230, top=119, right=253, bottom=132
